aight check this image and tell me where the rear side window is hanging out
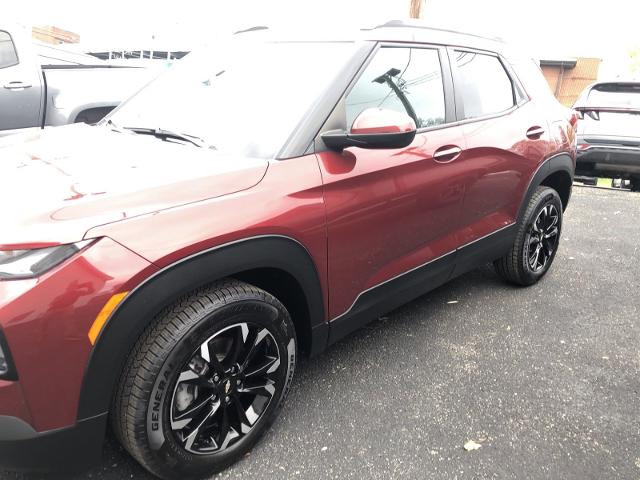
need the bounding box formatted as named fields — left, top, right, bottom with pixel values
left=454, top=51, right=515, bottom=119
left=587, top=85, right=640, bottom=108
left=346, top=47, right=446, bottom=129
left=0, top=31, right=18, bottom=69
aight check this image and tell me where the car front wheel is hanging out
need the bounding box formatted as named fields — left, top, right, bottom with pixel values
left=112, top=280, right=297, bottom=479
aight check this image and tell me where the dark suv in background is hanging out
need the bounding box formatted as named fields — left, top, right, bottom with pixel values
left=574, top=81, right=640, bottom=190
left=0, top=21, right=576, bottom=479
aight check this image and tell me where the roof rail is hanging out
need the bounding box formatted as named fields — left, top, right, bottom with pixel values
left=369, top=19, right=504, bottom=43
left=233, top=26, right=269, bottom=35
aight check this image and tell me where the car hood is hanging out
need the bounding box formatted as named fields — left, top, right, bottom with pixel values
left=0, top=124, right=269, bottom=248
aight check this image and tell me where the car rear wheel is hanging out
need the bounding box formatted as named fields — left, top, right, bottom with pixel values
left=111, top=280, right=297, bottom=479
left=494, top=186, right=562, bottom=286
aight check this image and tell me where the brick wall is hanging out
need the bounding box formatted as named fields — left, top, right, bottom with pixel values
left=541, top=58, right=601, bottom=106
left=32, top=26, right=80, bottom=45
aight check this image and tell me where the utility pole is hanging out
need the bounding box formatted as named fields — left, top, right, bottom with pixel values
left=409, top=0, right=424, bottom=19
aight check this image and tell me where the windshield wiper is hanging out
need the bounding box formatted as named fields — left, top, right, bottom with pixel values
left=124, top=127, right=207, bottom=148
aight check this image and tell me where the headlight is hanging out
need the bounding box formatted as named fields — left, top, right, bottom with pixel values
left=0, top=240, right=92, bottom=280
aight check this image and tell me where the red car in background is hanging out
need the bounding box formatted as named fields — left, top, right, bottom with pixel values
left=0, top=21, right=576, bottom=479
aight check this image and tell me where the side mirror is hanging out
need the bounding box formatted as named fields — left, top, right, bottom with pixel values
left=322, top=108, right=417, bottom=151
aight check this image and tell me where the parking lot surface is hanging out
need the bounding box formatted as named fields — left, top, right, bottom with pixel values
left=3, top=186, right=639, bottom=480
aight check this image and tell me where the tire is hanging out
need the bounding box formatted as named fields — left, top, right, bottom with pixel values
left=112, top=280, right=297, bottom=479
left=630, top=177, right=640, bottom=192
left=494, top=186, right=563, bottom=286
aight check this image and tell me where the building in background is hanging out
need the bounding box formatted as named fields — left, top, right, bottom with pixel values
left=32, top=25, right=80, bottom=44
left=540, top=57, right=601, bottom=106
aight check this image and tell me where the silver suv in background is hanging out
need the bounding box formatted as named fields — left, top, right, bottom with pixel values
left=0, top=24, right=155, bottom=136
left=573, top=82, right=640, bottom=190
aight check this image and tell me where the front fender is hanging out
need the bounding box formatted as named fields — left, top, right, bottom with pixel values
left=76, top=235, right=325, bottom=420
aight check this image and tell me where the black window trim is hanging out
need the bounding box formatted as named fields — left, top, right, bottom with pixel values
left=0, top=30, right=19, bottom=70
left=503, top=58, right=529, bottom=106
left=447, top=46, right=530, bottom=127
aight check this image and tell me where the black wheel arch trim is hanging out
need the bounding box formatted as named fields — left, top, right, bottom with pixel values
left=517, top=152, right=574, bottom=223
left=76, top=235, right=326, bottom=421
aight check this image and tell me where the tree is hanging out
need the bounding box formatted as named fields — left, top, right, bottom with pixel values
left=409, top=0, right=425, bottom=19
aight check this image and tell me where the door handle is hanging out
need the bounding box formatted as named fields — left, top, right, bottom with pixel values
left=3, top=81, right=32, bottom=90
left=433, top=145, right=462, bottom=163
left=526, top=126, right=545, bottom=139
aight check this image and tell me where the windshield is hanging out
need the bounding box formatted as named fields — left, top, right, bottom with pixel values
left=105, top=40, right=358, bottom=158
left=586, top=85, right=640, bottom=108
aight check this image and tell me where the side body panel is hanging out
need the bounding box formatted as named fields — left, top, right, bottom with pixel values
left=316, top=125, right=467, bottom=321
left=456, top=100, right=555, bottom=247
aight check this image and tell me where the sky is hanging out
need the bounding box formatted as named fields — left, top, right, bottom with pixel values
left=6, top=0, right=640, bottom=77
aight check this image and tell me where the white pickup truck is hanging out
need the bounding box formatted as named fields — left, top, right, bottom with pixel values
left=0, top=24, right=156, bottom=135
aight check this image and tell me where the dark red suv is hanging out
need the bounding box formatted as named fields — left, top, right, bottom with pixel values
left=0, top=21, right=576, bottom=479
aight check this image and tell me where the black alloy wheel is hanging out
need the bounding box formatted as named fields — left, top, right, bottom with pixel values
left=170, top=322, right=281, bottom=454
left=494, top=186, right=563, bottom=286
left=524, top=204, right=559, bottom=273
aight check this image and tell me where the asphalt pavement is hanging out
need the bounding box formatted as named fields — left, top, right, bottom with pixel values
left=3, top=186, right=639, bottom=480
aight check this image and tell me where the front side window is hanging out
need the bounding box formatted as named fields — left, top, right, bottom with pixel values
left=346, top=47, right=446, bottom=130
left=0, top=31, right=18, bottom=69
left=587, top=85, right=640, bottom=108
left=454, top=51, right=515, bottom=119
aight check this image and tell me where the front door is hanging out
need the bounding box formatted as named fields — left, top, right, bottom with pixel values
left=316, top=44, right=468, bottom=327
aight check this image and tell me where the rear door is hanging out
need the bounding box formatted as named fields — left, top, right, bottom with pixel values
left=449, top=48, right=553, bottom=250
left=316, top=44, right=467, bottom=323
left=0, top=29, right=43, bottom=130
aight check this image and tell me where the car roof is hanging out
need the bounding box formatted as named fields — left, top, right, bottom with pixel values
left=236, top=20, right=508, bottom=55
left=363, top=20, right=505, bottom=49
